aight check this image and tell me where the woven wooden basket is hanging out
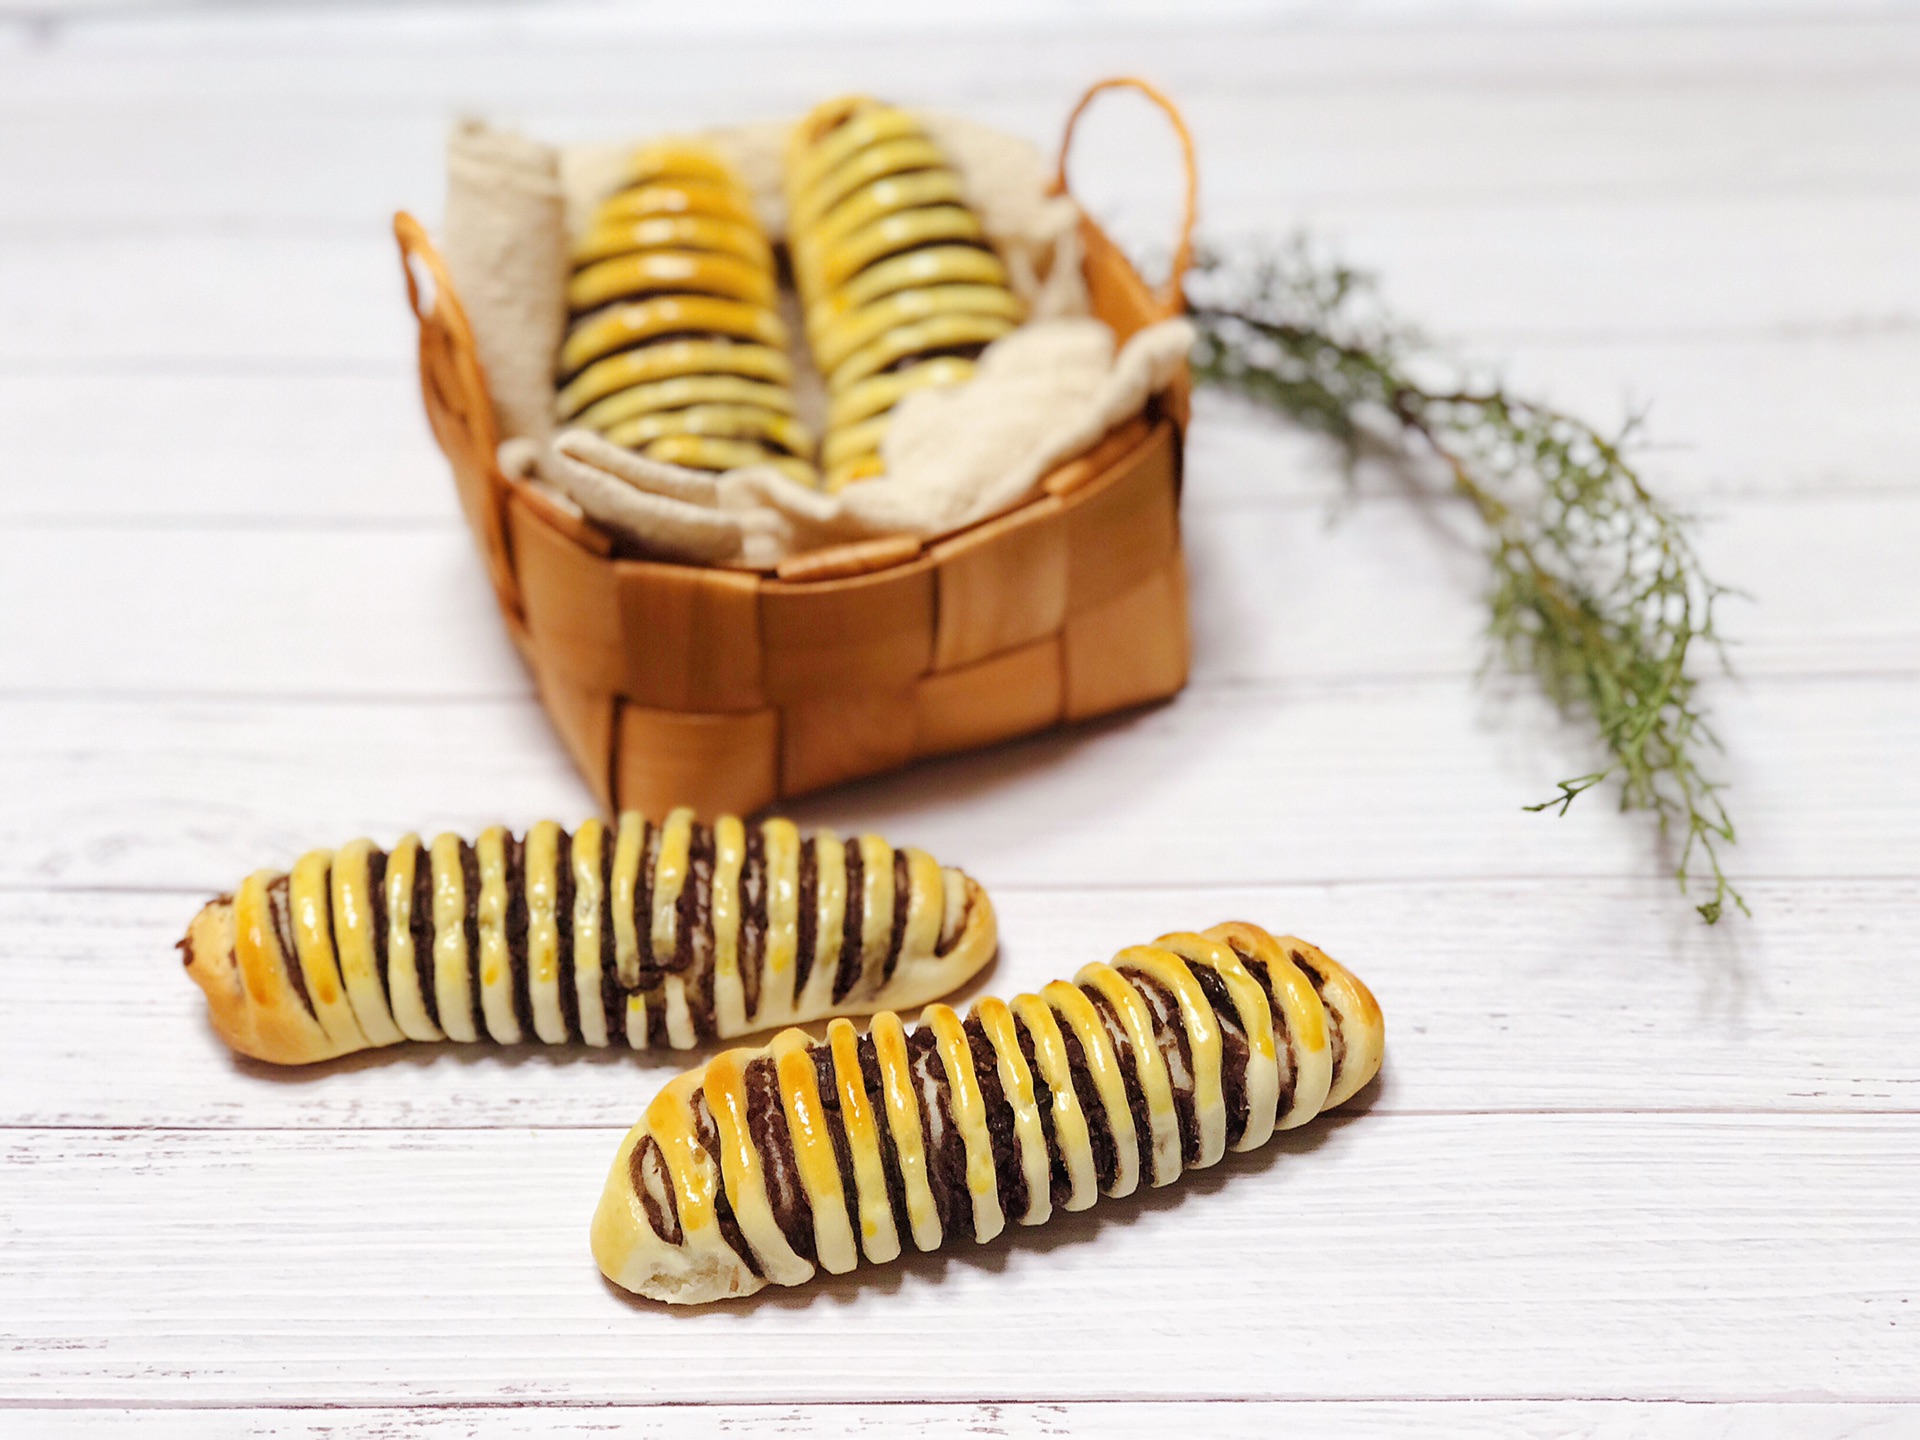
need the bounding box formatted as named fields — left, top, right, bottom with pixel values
left=394, top=78, right=1197, bottom=818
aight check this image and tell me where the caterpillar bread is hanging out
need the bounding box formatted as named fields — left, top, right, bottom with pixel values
left=785, top=97, right=1024, bottom=490
left=556, top=142, right=818, bottom=486
left=592, top=921, right=1383, bottom=1304
left=181, top=809, right=995, bottom=1066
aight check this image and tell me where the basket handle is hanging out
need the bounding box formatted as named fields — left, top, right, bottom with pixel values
left=392, top=211, right=523, bottom=622
left=1053, top=77, right=1198, bottom=317
left=395, top=212, right=493, bottom=433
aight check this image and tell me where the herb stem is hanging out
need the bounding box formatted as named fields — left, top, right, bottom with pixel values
left=1187, top=242, right=1744, bottom=922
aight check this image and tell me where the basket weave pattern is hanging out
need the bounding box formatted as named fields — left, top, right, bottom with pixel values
left=396, top=79, right=1198, bottom=818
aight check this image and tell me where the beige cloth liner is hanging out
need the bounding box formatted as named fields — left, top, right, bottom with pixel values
left=450, top=113, right=1181, bottom=566
left=441, top=122, right=570, bottom=444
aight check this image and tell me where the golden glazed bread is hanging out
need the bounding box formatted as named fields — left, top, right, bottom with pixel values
left=180, top=809, right=996, bottom=1066
left=592, top=921, right=1383, bottom=1304
left=784, top=97, right=1025, bottom=490
left=556, top=142, right=818, bottom=487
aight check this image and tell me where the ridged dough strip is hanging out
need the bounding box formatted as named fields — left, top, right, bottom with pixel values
left=557, top=140, right=818, bottom=486
left=784, top=97, right=1025, bottom=491
left=592, top=921, right=1384, bottom=1304
left=181, top=809, right=996, bottom=1066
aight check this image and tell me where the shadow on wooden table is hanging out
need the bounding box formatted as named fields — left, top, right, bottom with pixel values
left=218, top=1029, right=709, bottom=1082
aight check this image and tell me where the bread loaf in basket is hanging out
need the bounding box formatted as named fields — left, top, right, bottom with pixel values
left=394, top=78, right=1197, bottom=818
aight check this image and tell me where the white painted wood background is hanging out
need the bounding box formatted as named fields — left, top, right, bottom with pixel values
left=4, top=1, right=1918, bottom=1434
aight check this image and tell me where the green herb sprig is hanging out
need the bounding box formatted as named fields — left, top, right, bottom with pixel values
left=1187, top=241, right=1743, bottom=922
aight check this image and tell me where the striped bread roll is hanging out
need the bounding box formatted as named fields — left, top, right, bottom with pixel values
left=784, top=97, right=1024, bottom=491
left=180, top=809, right=996, bottom=1066
left=592, top=921, right=1384, bottom=1304
left=557, top=141, right=818, bottom=487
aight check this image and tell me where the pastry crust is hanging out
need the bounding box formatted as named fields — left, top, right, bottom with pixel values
left=592, top=922, right=1384, bottom=1305
left=557, top=340, right=793, bottom=420
left=559, top=294, right=787, bottom=376
left=181, top=809, right=997, bottom=1067
left=567, top=250, right=778, bottom=311
left=557, top=141, right=817, bottom=484
left=784, top=97, right=1023, bottom=492
left=572, top=215, right=772, bottom=271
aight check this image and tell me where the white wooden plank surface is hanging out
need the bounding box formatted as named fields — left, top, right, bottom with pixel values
left=5, top=1116, right=1916, bottom=1402
left=5, top=878, right=1913, bottom=1131
left=9, top=194, right=1916, bottom=366
left=3, top=2, right=1917, bottom=1432
left=5, top=673, right=1917, bottom=893
left=14, top=1402, right=1920, bottom=1439
left=0, top=371, right=447, bottom=523
left=12, top=73, right=1920, bottom=232
left=5, top=493, right=1914, bottom=698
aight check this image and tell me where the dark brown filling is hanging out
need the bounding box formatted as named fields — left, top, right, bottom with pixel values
left=908, top=1025, right=974, bottom=1243
left=1235, top=948, right=1298, bottom=1119
left=1082, top=985, right=1155, bottom=1183
left=1185, top=961, right=1251, bottom=1146
left=881, top=850, right=910, bottom=986
left=596, top=829, right=622, bottom=1046
left=795, top=839, right=819, bottom=998
left=636, top=820, right=660, bottom=988
left=964, top=1015, right=1026, bottom=1222
left=832, top=842, right=866, bottom=1003
left=265, top=874, right=315, bottom=1018
left=365, top=848, right=394, bottom=1018
left=744, top=1056, right=815, bottom=1263
left=855, top=1034, right=914, bottom=1243
left=1055, top=1017, right=1119, bottom=1194
left=646, top=988, right=669, bottom=1050
left=809, top=1045, right=864, bottom=1239
left=1013, top=1015, right=1069, bottom=1208
left=504, top=832, right=536, bottom=1043
left=1292, top=947, right=1347, bottom=1082
left=458, top=840, right=485, bottom=1040
left=630, top=1134, right=683, bottom=1246
left=409, top=847, right=439, bottom=1033
left=1127, top=972, right=1202, bottom=1167
left=739, top=828, right=766, bottom=1020
left=677, top=830, right=717, bottom=1039
left=670, top=845, right=701, bottom=981
left=690, top=1092, right=761, bottom=1280
left=553, top=828, right=580, bottom=1044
